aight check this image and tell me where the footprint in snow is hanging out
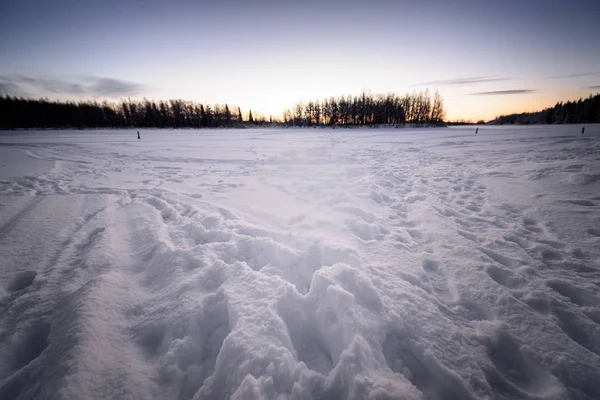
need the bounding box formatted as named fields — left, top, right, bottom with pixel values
left=483, top=329, right=564, bottom=399
left=522, top=218, right=542, bottom=233
left=550, top=303, right=600, bottom=357
left=586, top=228, right=600, bottom=237
left=383, top=331, right=474, bottom=400
left=421, top=259, right=457, bottom=302
left=465, top=204, right=482, bottom=213
left=559, top=199, right=596, bottom=207
left=486, top=265, right=524, bottom=290
left=546, top=280, right=600, bottom=307
left=7, top=270, right=37, bottom=292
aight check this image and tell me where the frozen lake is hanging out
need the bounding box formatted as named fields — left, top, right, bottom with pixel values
left=0, top=125, right=599, bottom=399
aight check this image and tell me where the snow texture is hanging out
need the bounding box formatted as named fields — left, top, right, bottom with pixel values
left=0, top=125, right=599, bottom=400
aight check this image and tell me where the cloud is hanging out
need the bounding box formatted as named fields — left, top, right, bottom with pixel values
left=88, top=78, right=145, bottom=97
left=548, top=72, right=600, bottom=79
left=471, top=89, right=536, bottom=95
left=0, top=75, right=145, bottom=98
left=18, top=77, right=86, bottom=94
left=588, top=85, right=600, bottom=89
left=0, top=81, right=29, bottom=97
left=413, top=76, right=509, bottom=87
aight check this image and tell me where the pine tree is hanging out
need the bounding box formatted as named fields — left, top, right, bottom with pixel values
left=225, top=104, right=231, bottom=126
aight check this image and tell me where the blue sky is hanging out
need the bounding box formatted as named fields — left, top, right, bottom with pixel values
left=1, top=0, right=599, bottom=121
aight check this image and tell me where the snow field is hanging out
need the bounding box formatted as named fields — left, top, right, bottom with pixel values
left=0, top=126, right=599, bottom=399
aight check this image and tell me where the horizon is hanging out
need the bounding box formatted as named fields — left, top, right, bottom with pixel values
left=1, top=0, right=599, bottom=122
left=3, top=91, right=600, bottom=125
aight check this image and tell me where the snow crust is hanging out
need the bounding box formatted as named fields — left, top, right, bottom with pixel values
left=0, top=125, right=599, bottom=399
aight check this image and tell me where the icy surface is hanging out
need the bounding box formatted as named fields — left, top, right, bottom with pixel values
left=0, top=125, right=599, bottom=400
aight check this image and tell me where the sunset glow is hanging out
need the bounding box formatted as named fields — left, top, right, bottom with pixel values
left=1, top=0, right=599, bottom=121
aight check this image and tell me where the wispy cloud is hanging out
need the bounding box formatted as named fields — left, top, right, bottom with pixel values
left=548, top=72, right=600, bottom=79
left=0, top=81, right=29, bottom=97
left=588, top=85, right=600, bottom=90
left=0, top=75, right=145, bottom=98
left=15, top=76, right=86, bottom=95
left=88, top=78, right=145, bottom=97
left=413, top=76, right=509, bottom=87
left=471, top=89, right=536, bottom=95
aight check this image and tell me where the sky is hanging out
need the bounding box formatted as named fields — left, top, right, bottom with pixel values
left=1, top=0, right=599, bottom=121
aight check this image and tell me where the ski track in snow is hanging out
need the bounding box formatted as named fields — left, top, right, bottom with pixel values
left=0, top=125, right=599, bottom=400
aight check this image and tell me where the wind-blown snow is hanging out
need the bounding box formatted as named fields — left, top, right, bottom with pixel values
left=0, top=125, right=599, bottom=400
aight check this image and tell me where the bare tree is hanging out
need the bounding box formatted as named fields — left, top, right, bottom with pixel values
left=430, top=90, right=446, bottom=124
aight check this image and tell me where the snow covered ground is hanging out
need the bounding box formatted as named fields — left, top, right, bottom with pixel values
left=0, top=125, right=599, bottom=400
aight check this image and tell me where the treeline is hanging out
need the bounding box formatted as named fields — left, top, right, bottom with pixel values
left=282, top=90, right=445, bottom=127
left=446, top=119, right=486, bottom=126
left=0, top=96, right=272, bottom=129
left=490, top=93, right=600, bottom=125
left=0, top=90, right=447, bottom=129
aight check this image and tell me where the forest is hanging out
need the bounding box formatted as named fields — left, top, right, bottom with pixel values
left=282, top=90, right=445, bottom=127
left=5, top=91, right=598, bottom=129
left=0, top=90, right=445, bottom=129
left=0, top=96, right=267, bottom=129
left=490, top=93, right=600, bottom=125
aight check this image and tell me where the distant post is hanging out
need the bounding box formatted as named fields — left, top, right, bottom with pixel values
left=475, top=127, right=479, bottom=134
left=137, top=130, right=141, bottom=139
left=581, top=126, right=585, bottom=135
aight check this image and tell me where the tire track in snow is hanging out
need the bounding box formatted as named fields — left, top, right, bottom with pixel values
left=0, top=197, right=44, bottom=241
left=0, top=195, right=111, bottom=399
left=0, top=196, right=105, bottom=308
left=43, top=204, right=108, bottom=280
left=36, top=196, right=162, bottom=400
left=64, top=193, right=235, bottom=399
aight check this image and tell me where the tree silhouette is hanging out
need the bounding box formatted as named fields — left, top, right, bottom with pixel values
left=281, top=89, right=445, bottom=127
left=0, top=90, right=451, bottom=129
left=490, top=94, right=600, bottom=125
left=225, top=104, right=231, bottom=126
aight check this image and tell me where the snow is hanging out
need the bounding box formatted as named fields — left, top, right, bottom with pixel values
left=0, top=125, right=599, bottom=400
left=0, top=147, right=53, bottom=179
